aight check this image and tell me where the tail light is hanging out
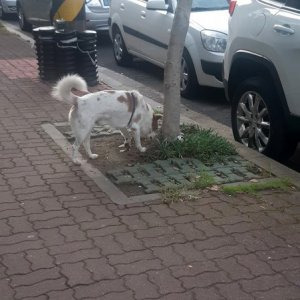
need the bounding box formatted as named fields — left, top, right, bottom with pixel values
left=229, top=0, right=237, bottom=16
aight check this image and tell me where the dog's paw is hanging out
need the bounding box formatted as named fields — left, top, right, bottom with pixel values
left=73, top=160, right=81, bottom=165
left=89, top=154, right=98, bottom=160
left=139, top=147, right=147, bottom=153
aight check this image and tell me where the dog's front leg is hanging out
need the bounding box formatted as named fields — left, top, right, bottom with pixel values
left=72, top=140, right=81, bottom=165
left=119, top=128, right=131, bottom=149
left=132, top=127, right=146, bottom=152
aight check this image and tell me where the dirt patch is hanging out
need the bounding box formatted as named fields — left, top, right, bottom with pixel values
left=58, top=125, right=153, bottom=196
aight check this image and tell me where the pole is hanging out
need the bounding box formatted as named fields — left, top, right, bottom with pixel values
left=51, top=0, right=86, bottom=32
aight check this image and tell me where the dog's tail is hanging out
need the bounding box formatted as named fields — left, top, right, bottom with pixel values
left=51, top=74, right=88, bottom=104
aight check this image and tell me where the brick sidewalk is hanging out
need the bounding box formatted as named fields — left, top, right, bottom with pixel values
left=0, top=27, right=300, bottom=300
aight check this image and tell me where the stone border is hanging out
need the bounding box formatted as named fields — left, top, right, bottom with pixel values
left=99, top=67, right=300, bottom=189
left=4, top=19, right=298, bottom=191
left=42, top=123, right=161, bottom=204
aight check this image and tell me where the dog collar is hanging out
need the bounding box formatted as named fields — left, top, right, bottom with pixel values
left=127, top=93, right=136, bottom=127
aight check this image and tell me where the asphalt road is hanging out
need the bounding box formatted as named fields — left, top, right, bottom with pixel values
left=3, top=17, right=300, bottom=172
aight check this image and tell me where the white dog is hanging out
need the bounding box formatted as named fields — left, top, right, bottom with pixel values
left=51, top=74, right=161, bottom=164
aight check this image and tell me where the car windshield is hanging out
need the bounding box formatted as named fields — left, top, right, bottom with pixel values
left=191, top=0, right=229, bottom=11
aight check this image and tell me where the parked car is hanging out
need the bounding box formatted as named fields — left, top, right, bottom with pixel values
left=16, top=0, right=110, bottom=33
left=0, top=0, right=16, bottom=19
left=224, top=0, right=300, bottom=160
left=109, top=0, right=229, bottom=97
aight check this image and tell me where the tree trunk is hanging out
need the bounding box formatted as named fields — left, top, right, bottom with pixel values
left=162, top=0, right=192, bottom=140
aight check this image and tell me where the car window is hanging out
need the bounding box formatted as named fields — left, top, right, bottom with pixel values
left=191, top=0, right=229, bottom=11
left=285, top=0, right=300, bottom=10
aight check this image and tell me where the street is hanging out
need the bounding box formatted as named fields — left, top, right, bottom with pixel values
left=3, top=17, right=300, bottom=172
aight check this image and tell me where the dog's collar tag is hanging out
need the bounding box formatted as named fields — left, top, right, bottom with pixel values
left=127, top=93, right=136, bottom=127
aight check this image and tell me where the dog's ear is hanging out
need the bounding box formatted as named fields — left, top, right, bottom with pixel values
left=152, top=113, right=163, bottom=131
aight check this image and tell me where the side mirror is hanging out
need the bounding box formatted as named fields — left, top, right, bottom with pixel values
left=146, top=0, right=168, bottom=11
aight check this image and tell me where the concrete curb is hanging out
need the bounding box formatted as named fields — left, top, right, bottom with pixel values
left=99, top=67, right=300, bottom=189
left=3, top=20, right=299, bottom=190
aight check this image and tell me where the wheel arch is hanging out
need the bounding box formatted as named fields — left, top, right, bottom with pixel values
left=227, top=51, right=290, bottom=117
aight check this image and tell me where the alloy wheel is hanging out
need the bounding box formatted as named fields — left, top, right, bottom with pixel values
left=236, top=91, right=270, bottom=152
left=180, top=57, right=189, bottom=92
left=113, top=33, right=123, bottom=62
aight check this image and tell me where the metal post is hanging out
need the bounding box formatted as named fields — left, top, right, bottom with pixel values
left=51, top=0, right=86, bottom=32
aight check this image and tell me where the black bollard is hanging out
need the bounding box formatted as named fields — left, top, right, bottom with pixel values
left=54, top=30, right=78, bottom=78
left=77, top=30, right=99, bottom=86
left=33, top=26, right=57, bottom=81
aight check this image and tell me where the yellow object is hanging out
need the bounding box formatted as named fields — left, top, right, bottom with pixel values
left=54, top=0, right=85, bottom=22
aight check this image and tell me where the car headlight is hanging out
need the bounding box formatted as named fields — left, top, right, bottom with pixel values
left=86, top=0, right=102, bottom=7
left=201, top=30, right=227, bottom=53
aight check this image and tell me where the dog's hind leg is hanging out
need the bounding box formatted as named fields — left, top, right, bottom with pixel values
left=71, top=127, right=91, bottom=165
left=83, top=134, right=98, bottom=159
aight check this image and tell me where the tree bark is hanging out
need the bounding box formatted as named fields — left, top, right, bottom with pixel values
left=162, top=0, right=192, bottom=140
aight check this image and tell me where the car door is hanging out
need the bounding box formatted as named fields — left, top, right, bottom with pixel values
left=120, top=0, right=171, bottom=65
left=30, top=0, right=52, bottom=24
left=271, top=0, right=300, bottom=116
left=118, top=0, right=149, bottom=56
left=139, top=0, right=173, bottom=65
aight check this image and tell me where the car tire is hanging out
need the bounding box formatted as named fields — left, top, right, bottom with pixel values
left=231, top=76, right=297, bottom=161
left=112, top=26, right=132, bottom=66
left=180, top=49, right=198, bottom=98
left=18, top=5, right=31, bottom=31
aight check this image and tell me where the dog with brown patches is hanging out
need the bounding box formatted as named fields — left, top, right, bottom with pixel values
left=51, top=74, right=161, bottom=164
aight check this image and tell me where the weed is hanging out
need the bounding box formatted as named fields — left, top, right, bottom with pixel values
left=191, top=172, right=216, bottom=189
left=161, top=186, right=182, bottom=204
left=161, top=171, right=216, bottom=203
left=222, top=178, right=294, bottom=196
left=147, top=124, right=236, bottom=163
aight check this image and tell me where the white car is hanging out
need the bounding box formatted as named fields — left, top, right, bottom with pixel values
left=224, top=0, right=300, bottom=160
left=109, top=0, right=229, bottom=97
left=0, top=0, right=16, bottom=19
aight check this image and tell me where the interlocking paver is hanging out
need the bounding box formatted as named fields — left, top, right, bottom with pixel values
left=61, top=262, right=93, bottom=286
left=125, top=273, right=159, bottom=299
left=26, top=248, right=55, bottom=270
left=240, top=274, right=290, bottom=293
left=2, top=253, right=31, bottom=275
left=0, top=26, right=299, bottom=300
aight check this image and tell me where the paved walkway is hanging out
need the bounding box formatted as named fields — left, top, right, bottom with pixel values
left=0, top=26, right=300, bottom=300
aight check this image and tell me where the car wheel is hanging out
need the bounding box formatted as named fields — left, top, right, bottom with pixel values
left=112, top=26, right=132, bottom=66
left=0, top=1, right=8, bottom=20
left=18, top=5, right=31, bottom=31
left=231, top=77, right=297, bottom=160
left=180, top=49, right=198, bottom=98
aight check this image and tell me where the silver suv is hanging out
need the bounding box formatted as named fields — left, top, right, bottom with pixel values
left=17, top=0, right=109, bottom=32
left=224, top=0, right=300, bottom=161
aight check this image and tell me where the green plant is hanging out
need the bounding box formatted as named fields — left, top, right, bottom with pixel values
left=222, top=178, right=293, bottom=196
left=147, top=124, right=236, bottom=163
left=161, top=186, right=182, bottom=204
left=191, top=172, right=215, bottom=189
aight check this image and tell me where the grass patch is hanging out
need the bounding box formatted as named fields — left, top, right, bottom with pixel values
left=191, top=172, right=216, bottom=189
left=161, top=186, right=182, bottom=204
left=147, top=124, right=236, bottom=163
left=222, top=178, right=293, bottom=196
left=161, top=171, right=216, bottom=203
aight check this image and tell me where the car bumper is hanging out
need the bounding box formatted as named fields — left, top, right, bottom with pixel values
left=201, top=60, right=223, bottom=82
left=85, top=11, right=109, bottom=32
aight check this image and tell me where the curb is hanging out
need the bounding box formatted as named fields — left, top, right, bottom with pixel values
left=3, top=21, right=299, bottom=190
